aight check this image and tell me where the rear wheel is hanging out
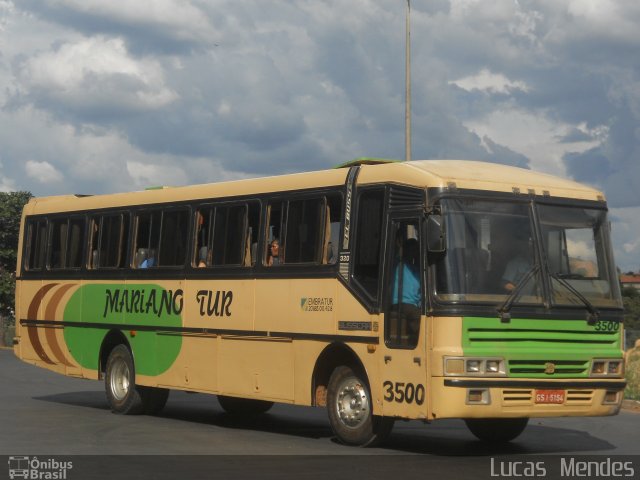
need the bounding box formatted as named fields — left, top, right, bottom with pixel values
left=105, top=344, right=169, bottom=415
left=465, top=418, right=529, bottom=443
left=105, top=345, right=143, bottom=414
left=217, top=395, right=274, bottom=416
left=326, top=366, right=394, bottom=446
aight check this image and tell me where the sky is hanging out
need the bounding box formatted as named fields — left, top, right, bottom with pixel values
left=0, top=0, right=638, bottom=271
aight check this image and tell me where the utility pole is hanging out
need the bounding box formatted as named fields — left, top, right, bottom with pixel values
left=405, top=0, right=412, bottom=162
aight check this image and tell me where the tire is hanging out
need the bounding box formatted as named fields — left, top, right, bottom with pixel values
left=465, top=418, right=529, bottom=443
left=326, top=366, right=394, bottom=447
left=217, top=395, right=274, bottom=416
left=105, top=344, right=170, bottom=415
left=105, top=344, right=144, bottom=414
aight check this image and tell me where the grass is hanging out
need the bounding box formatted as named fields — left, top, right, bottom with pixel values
left=625, top=347, right=640, bottom=401
left=0, top=325, right=15, bottom=349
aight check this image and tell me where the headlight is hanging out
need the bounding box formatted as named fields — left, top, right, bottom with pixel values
left=591, top=359, right=624, bottom=377
left=444, top=357, right=506, bottom=376
left=466, top=359, right=481, bottom=373
left=486, top=360, right=501, bottom=373
left=592, top=361, right=605, bottom=375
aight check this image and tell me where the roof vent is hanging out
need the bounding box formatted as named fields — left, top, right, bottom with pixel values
left=334, top=157, right=398, bottom=169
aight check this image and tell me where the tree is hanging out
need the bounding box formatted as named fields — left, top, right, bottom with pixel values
left=0, top=191, right=32, bottom=318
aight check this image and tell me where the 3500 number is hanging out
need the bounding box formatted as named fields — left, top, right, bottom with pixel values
left=594, top=320, right=619, bottom=332
left=383, top=381, right=425, bottom=405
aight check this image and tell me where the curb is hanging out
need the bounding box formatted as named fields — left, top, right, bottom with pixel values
left=622, top=399, right=640, bottom=413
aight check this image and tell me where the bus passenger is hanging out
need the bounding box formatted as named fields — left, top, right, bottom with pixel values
left=197, top=246, right=208, bottom=268
left=266, top=239, right=280, bottom=266
left=501, top=235, right=532, bottom=292
left=390, top=238, right=421, bottom=345
left=140, top=249, right=156, bottom=268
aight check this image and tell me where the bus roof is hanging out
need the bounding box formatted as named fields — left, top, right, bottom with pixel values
left=24, top=160, right=605, bottom=215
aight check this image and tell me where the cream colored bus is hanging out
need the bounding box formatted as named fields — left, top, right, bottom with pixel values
left=14, top=159, right=626, bottom=446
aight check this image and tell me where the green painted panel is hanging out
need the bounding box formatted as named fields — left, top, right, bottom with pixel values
left=462, top=316, right=622, bottom=378
left=63, top=284, right=183, bottom=375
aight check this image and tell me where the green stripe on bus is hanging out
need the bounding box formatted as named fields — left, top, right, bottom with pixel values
left=462, top=316, right=621, bottom=378
left=63, top=284, right=183, bottom=375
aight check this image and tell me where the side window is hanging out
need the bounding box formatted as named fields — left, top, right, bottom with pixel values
left=194, top=202, right=258, bottom=268
left=246, top=202, right=260, bottom=266
left=264, top=202, right=284, bottom=266
left=212, top=205, right=246, bottom=266
left=159, top=209, right=188, bottom=266
left=264, top=194, right=342, bottom=267
left=25, top=219, right=47, bottom=271
left=194, top=207, right=214, bottom=267
left=285, top=198, right=323, bottom=263
left=49, top=219, right=68, bottom=269
left=48, top=217, right=86, bottom=269
left=325, top=195, right=343, bottom=264
left=353, top=189, right=385, bottom=299
left=89, top=214, right=129, bottom=269
left=67, top=218, right=85, bottom=268
left=134, top=211, right=161, bottom=268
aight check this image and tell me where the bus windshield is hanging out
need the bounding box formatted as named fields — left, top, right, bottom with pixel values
left=434, top=198, right=621, bottom=309
left=538, top=204, right=621, bottom=309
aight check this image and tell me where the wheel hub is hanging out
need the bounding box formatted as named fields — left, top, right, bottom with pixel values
left=335, top=379, right=369, bottom=428
left=110, top=359, right=130, bottom=401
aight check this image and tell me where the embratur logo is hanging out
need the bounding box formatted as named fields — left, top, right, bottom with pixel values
left=300, top=297, right=333, bottom=312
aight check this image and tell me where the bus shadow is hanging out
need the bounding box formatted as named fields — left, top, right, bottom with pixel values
left=34, top=390, right=110, bottom=411
left=33, top=391, right=616, bottom=455
left=33, top=390, right=335, bottom=440
left=384, top=421, right=616, bottom=455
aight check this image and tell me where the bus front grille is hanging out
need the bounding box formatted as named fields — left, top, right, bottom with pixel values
left=501, top=389, right=595, bottom=406
left=466, top=327, right=618, bottom=347
left=508, top=360, right=589, bottom=376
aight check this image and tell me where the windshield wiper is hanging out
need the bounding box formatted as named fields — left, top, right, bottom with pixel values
left=551, top=273, right=599, bottom=325
left=497, top=264, right=540, bottom=323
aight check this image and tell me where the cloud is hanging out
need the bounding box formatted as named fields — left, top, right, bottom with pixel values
left=0, top=159, right=17, bottom=192
left=563, top=106, right=640, bottom=208
left=451, top=69, right=530, bottom=94
left=19, top=0, right=218, bottom=53
left=25, top=160, right=63, bottom=183
left=14, top=36, right=178, bottom=119
left=126, top=161, right=188, bottom=188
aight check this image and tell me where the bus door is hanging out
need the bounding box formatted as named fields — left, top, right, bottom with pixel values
left=379, top=218, right=428, bottom=418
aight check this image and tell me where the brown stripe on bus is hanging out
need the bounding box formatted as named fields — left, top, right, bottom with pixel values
left=44, top=283, right=77, bottom=367
left=26, top=283, right=58, bottom=365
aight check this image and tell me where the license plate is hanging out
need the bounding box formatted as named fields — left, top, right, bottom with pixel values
left=535, top=389, right=565, bottom=404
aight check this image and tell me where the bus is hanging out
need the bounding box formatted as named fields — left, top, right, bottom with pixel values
left=14, top=159, right=626, bottom=446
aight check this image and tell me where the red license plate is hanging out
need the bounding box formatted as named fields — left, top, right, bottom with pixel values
left=535, top=389, right=565, bottom=404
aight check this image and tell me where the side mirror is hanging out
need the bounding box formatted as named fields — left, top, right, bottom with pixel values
left=427, top=214, right=445, bottom=253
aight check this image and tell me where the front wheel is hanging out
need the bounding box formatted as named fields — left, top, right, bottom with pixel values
left=326, top=366, right=394, bottom=447
left=465, top=418, right=529, bottom=443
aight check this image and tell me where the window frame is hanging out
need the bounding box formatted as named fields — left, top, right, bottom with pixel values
left=46, top=214, right=87, bottom=271
left=132, top=206, right=190, bottom=269
left=88, top=212, right=130, bottom=270
left=262, top=192, right=341, bottom=268
left=24, top=218, right=48, bottom=272
left=191, top=200, right=260, bottom=269
left=351, top=186, right=387, bottom=304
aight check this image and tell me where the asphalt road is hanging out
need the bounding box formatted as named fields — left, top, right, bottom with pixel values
left=1, top=348, right=638, bottom=479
